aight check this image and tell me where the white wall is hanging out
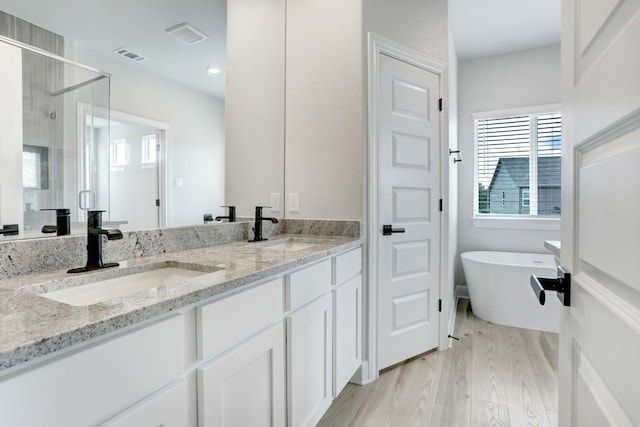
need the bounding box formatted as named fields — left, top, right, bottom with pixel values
left=363, top=0, right=448, bottom=64
left=71, top=44, right=225, bottom=228
left=283, top=0, right=449, bottom=221
left=284, top=0, right=363, bottom=219
left=225, top=0, right=285, bottom=218
left=456, top=45, right=562, bottom=285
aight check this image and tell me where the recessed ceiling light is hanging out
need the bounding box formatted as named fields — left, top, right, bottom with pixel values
left=207, top=66, right=221, bottom=76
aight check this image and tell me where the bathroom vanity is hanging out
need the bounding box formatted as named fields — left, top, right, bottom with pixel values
left=0, top=232, right=363, bottom=426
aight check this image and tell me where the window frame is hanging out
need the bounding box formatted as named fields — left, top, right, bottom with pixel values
left=521, top=188, right=530, bottom=207
left=110, top=139, right=127, bottom=171
left=472, top=103, right=561, bottom=230
left=140, top=134, right=158, bottom=166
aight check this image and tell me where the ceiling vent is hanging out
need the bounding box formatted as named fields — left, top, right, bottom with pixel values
left=165, top=23, right=208, bottom=45
left=113, top=47, right=147, bottom=63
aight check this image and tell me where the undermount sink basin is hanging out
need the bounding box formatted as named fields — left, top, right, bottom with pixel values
left=257, top=237, right=329, bottom=251
left=25, top=261, right=223, bottom=306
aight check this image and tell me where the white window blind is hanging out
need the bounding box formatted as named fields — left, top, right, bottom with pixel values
left=476, top=111, right=562, bottom=216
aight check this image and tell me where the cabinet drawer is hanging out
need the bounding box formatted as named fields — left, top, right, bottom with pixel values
left=334, top=247, right=362, bottom=285
left=104, top=380, right=188, bottom=427
left=0, top=314, right=184, bottom=427
left=287, top=259, right=332, bottom=311
left=197, top=277, right=284, bottom=360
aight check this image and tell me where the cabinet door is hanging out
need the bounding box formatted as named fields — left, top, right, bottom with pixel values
left=333, top=274, right=362, bottom=396
left=287, top=293, right=333, bottom=427
left=102, top=380, right=188, bottom=427
left=0, top=314, right=184, bottom=426
left=197, top=323, right=286, bottom=427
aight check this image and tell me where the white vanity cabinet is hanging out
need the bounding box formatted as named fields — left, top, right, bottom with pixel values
left=287, top=293, right=333, bottom=427
left=332, top=247, right=363, bottom=397
left=285, top=260, right=334, bottom=426
left=196, top=277, right=286, bottom=427
left=198, top=323, right=286, bottom=427
left=0, top=314, right=185, bottom=426
left=0, top=242, right=363, bottom=427
left=102, top=379, right=189, bottom=427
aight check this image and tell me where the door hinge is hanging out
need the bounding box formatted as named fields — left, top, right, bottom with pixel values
left=438, top=98, right=443, bottom=111
left=155, top=199, right=160, bottom=207
left=438, top=299, right=442, bottom=312
left=439, top=198, right=443, bottom=212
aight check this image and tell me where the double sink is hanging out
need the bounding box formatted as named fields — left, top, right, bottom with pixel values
left=20, top=237, right=326, bottom=307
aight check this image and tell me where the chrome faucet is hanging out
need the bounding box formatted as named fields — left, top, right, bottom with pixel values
left=215, top=205, right=236, bottom=222
left=249, top=206, right=278, bottom=242
left=68, top=210, right=123, bottom=273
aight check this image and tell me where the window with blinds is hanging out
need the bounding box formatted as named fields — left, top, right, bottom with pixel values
left=475, top=111, right=562, bottom=216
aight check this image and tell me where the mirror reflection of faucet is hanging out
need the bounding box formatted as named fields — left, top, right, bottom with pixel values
left=40, top=208, right=71, bottom=236
left=0, top=224, right=19, bottom=236
left=68, top=210, right=123, bottom=273
left=249, top=206, right=278, bottom=242
left=215, top=205, right=236, bottom=223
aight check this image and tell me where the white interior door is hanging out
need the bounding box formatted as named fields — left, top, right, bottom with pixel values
left=559, top=0, right=640, bottom=425
left=376, top=52, right=441, bottom=370
left=108, top=110, right=169, bottom=230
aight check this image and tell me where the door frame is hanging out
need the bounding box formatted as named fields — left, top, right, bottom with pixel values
left=364, top=33, right=450, bottom=383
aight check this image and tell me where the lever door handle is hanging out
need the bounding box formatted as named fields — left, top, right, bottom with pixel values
left=382, top=224, right=405, bottom=236
left=530, top=266, right=571, bottom=307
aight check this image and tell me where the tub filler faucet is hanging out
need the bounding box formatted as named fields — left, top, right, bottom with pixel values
left=68, top=210, right=123, bottom=273
left=250, top=206, right=278, bottom=242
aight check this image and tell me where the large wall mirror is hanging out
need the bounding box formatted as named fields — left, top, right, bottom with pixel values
left=0, top=0, right=286, bottom=240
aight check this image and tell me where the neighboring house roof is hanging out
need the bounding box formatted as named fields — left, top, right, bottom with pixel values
left=488, top=156, right=561, bottom=190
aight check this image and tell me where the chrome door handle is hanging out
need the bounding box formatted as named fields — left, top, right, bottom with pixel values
left=382, top=225, right=405, bottom=236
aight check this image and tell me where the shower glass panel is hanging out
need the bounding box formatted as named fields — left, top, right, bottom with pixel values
left=0, top=35, right=111, bottom=238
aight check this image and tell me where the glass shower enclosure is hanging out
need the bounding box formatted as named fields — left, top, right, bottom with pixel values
left=0, top=35, right=111, bottom=239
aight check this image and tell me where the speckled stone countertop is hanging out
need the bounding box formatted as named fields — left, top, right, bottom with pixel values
left=0, top=234, right=362, bottom=372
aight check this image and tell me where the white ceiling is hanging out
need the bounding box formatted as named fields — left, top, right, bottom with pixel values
left=0, top=0, right=227, bottom=98
left=1, top=0, right=560, bottom=98
left=449, top=0, right=561, bottom=61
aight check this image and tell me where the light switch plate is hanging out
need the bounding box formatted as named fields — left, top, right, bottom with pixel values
left=289, top=193, right=300, bottom=212
left=270, top=193, right=281, bottom=211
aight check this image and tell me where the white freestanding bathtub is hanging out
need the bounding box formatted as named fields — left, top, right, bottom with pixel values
left=461, top=251, right=560, bottom=333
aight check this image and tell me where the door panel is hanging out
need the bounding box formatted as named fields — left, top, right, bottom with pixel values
left=393, top=240, right=430, bottom=277
left=393, top=133, right=430, bottom=168
left=393, top=187, right=430, bottom=221
left=377, top=53, right=440, bottom=370
left=561, top=0, right=640, bottom=425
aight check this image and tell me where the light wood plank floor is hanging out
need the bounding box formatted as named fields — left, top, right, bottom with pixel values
left=318, top=298, right=559, bottom=427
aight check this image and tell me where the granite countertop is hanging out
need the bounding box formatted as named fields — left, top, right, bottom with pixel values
left=0, top=234, right=362, bottom=372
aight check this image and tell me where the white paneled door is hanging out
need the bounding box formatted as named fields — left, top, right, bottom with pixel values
left=560, top=0, right=640, bottom=425
left=377, top=52, right=441, bottom=370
